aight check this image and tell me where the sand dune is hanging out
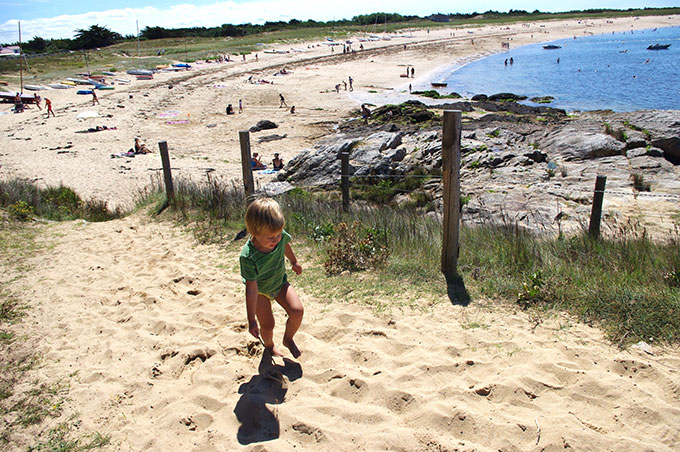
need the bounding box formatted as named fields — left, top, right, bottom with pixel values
left=8, top=213, right=680, bottom=451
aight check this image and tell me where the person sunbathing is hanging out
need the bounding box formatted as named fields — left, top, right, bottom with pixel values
left=134, top=137, right=152, bottom=154
left=251, top=152, right=266, bottom=170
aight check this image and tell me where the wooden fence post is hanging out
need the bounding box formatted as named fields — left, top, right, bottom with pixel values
left=441, top=110, right=462, bottom=280
left=340, top=151, right=350, bottom=211
left=239, top=130, right=255, bottom=205
left=588, top=175, right=607, bottom=238
left=158, top=141, right=175, bottom=202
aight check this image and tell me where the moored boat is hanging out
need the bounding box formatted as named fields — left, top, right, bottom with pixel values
left=431, top=82, right=448, bottom=87
left=543, top=44, right=562, bottom=50
left=647, top=43, right=671, bottom=50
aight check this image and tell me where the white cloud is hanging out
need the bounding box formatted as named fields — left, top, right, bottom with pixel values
left=0, top=0, right=434, bottom=43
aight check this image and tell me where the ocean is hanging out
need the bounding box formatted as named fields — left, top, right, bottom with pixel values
left=438, top=26, right=680, bottom=112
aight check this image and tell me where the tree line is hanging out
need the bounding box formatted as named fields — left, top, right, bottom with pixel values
left=6, top=7, right=679, bottom=53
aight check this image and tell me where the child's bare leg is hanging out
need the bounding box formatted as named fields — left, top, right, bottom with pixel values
left=275, top=284, right=304, bottom=358
left=256, top=295, right=283, bottom=357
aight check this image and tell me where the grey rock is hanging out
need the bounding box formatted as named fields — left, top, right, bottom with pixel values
left=540, top=128, right=627, bottom=160
left=259, top=181, right=295, bottom=196
left=249, top=120, right=278, bottom=132
left=625, top=130, right=648, bottom=149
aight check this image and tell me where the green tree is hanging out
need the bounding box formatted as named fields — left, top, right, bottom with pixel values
left=72, top=24, right=122, bottom=50
left=23, top=36, right=47, bottom=54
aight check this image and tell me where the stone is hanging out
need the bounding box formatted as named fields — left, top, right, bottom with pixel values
left=249, top=120, right=278, bottom=132
left=540, top=128, right=627, bottom=160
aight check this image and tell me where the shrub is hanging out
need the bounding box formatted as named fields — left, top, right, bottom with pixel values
left=324, top=222, right=390, bottom=275
left=8, top=201, right=33, bottom=221
left=631, top=173, right=651, bottom=192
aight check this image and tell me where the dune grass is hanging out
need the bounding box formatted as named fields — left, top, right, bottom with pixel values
left=0, top=179, right=123, bottom=222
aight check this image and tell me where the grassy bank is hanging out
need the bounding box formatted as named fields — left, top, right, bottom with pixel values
left=0, top=214, right=111, bottom=450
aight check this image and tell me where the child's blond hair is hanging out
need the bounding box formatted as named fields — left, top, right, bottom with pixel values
left=244, top=197, right=285, bottom=236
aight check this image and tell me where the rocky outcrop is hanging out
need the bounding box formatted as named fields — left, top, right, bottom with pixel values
left=275, top=103, right=680, bottom=235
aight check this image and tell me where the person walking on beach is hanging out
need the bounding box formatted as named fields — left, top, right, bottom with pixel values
left=92, top=90, right=99, bottom=106
left=240, top=197, right=304, bottom=358
left=239, top=99, right=243, bottom=113
left=34, top=94, right=42, bottom=110
left=279, top=93, right=287, bottom=108
left=45, top=98, right=55, bottom=118
left=348, top=76, right=353, bottom=92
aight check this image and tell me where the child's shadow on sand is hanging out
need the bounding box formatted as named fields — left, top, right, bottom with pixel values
left=234, top=350, right=303, bottom=445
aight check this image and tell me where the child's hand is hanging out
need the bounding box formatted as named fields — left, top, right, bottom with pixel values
left=291, top=262, right=302, bottom=275
left=248, top=319, right=260, bottom=339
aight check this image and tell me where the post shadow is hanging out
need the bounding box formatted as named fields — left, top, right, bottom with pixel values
left=446, top=273, right=471, bottom=306
left=234, top=350, right=303, bottom=445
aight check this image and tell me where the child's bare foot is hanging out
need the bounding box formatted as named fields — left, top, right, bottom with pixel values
left=265, top=345, right=284, bottom=358
left=282, top=338, right=301, bottom=358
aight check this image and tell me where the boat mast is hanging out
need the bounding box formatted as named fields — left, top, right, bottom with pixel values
left=136, top=20, right=140, bottom=58
left=18, top=21, right=22, bottom=94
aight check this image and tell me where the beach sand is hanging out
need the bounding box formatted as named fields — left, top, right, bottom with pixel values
left=3, top=15, right=680, bottom=451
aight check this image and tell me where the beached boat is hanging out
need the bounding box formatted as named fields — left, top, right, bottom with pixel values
left=127, top=69, right=154, bottom=76
left=647, top=44, right=670, bottom=50
left=0, top=81, right=8, bottom=86
left=24, top=85, right=49, bottom=91
left=66, top=78, right=95, bottom=85
left=47, top=83, right=73, bottom=89
left=0, top=92, right=41, bottom=103
left=76, top=89, right=93, bottom=95
left=102, top=71, right=116, bottom=76
left=135, top=75, right=153, bottom=80
left=115, top=78, right=131, bottom=84
left=431, top=82, right=448, bottom=88
left=171, top=63, right=191, bottom=68
left=543, top=45, right=562, bottom=50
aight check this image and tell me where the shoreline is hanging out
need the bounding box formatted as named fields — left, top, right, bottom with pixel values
left=2, top=14, right=680, bottom=208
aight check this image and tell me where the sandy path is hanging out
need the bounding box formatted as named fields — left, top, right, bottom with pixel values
left=7, top=214, right=679, bottom=451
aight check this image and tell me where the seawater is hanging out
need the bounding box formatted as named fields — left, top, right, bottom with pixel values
left=440, top=26, right=680, bottom=112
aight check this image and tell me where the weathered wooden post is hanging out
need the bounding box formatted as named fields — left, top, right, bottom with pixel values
left=588, top=175, right=607, bottom=238
left=441, top=110, right=462, bottom=281
left=239, top=130, right=255, bottom=205
left=158, top=141, right=175, bottom=202
left=340, top=151, right=350, bottom=211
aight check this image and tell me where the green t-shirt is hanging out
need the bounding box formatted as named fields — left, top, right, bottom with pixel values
left=239, top=230, right=291, bottom=298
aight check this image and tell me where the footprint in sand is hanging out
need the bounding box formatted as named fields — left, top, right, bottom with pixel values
left=152, top=347, right=215, bottom=379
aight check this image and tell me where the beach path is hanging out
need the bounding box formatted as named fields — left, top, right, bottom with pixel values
left=6, top=213, right=680, bottom=451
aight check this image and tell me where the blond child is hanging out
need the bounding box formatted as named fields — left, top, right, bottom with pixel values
left=240, top=198, right=303, bottom=358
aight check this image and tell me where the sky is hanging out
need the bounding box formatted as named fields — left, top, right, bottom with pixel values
left=1, top=0, right=678, bottom=43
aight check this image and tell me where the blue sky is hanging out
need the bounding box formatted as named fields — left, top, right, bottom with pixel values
left=1, top=0, right=678, bottom=43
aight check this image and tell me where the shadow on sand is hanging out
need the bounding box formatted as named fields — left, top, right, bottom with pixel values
left=446, top=273, right=471, bottom=306
left=234, top=350, right=303, bottom=444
